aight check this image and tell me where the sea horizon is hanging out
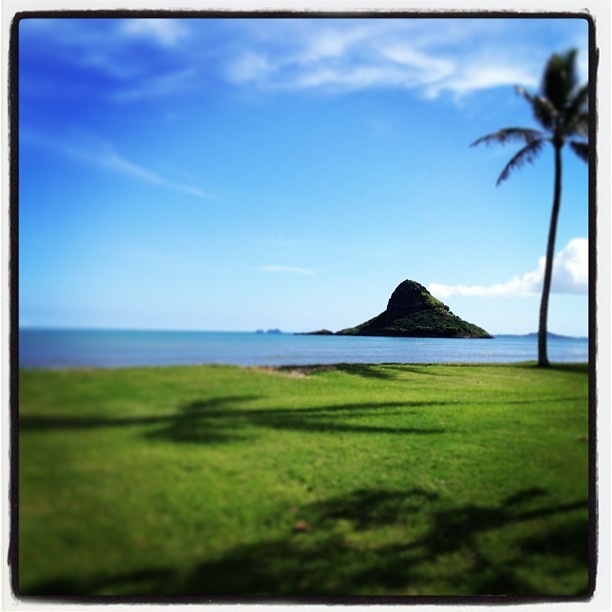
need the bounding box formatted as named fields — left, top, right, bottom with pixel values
left=18, top=327, right=589, bottom=370
left=17, top=326, right=589, bottom=340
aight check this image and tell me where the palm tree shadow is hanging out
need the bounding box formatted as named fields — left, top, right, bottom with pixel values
left=23, top=487, right=589, bottom=598
left=21, top=396, right=262, bottom=445
left=147, top=398, right=449, bottom=443
left=21, top=394, right=451, bottom=445
left=145, top=396, right=261, bottom=444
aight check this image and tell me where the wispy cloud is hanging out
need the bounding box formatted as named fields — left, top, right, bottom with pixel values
left=428, top=238, right=588, bottom=298
left=23, top=129, right=211, bottom=200
left=227, top=51, right=275, bottom=83
left=119, top=19, right=190, bottom=47
left=98, top=149, right=211, bottom=199
left=112, top=68, right=199, bottom=102
left=23, top=18, right=585, bottom=103
left=224, top=19, right=555, bottom=98
left=258, top=265, right=317, bottom=277
left=21, top=18, right=199, bottom=103
left=426, top=62, right=537, bottom=99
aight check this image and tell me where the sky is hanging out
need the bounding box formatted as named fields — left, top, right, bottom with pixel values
left=18, top=15, right=591, bottom=336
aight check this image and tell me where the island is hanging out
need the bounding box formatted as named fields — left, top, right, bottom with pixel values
left=336, top=279, right=492, bottom=339
left=295, top=329, right=335, bottom=336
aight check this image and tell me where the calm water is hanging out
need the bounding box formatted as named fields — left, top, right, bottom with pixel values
left=18, top=329, right=589, bottom=369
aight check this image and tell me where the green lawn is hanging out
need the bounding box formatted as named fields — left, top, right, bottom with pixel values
left=17, top=362, right=590, bottom=598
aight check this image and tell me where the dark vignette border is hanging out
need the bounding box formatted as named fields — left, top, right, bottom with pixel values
left=7, top=7, right=599, bottom=607
left=586, top=11, right=598, bottom=604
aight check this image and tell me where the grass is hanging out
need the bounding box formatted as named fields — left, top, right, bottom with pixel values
left=17, top=362, right=590, bottom=599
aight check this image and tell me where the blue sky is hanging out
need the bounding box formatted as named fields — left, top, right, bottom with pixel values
left=18, top=16, right=590, bottom=336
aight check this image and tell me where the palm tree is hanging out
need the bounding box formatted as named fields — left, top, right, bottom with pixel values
left=471, top=49, right=588, bottom=367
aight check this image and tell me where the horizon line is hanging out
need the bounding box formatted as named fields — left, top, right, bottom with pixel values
left=17, top=325, right=589, bottom=340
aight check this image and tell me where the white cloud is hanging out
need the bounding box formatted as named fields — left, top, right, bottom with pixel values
left=552, top=238, right=589, bottom=293
left=227, top=52, right=275, bottom=83
left=428, top=238, right=588, bottom=298
left=23, top=19, right=197, bottom=102
left=119, top=19, right=190, bottom=47
left=26, top=18, right=586, bottom=102
left=293, top=65, right=412, bottom=91
left=99, top=150, right=211, bottom=199
left=259, top=265, right=316, bottom=277
left=224, top=20, right=552, bottom=98
left=382, top=45, right=454, bottom=84
left=23, top=129, right=211, bottom=200
left=75, top=52, right=197, bottom=100
left=112, top=68, right=199, bottom=101
left=305, top=28, right=368, bottom=60
left=429, top=62, right=537, bottom=99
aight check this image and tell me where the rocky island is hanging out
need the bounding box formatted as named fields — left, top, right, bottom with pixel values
left=337, top=280, right=492, bottom=339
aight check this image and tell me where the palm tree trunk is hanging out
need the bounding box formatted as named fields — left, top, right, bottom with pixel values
left=538, top=144, right=563, bottom=367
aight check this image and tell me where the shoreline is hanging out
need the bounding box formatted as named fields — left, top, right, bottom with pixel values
left=17, top=360, right=590, bottom=373
left=18, top=331, right=589, bottom=370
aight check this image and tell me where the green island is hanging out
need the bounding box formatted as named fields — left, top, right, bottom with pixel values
left=19, top=362, right=589, bottom=598
left=336, top=280, right=492, bottom=338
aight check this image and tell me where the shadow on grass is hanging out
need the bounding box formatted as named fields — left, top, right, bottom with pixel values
left=548, top=363, right=590, bottom=375
left=21, top=397, right=451, bottom=443
left=19, top=396, right=262, bottom=444
left=145, top=400, right=449, bottom=443
left=21, top=390, right=586, bottom=445
left=23, top=486, right=589, bottom=598
left=515, top=363, right=589, bottom=375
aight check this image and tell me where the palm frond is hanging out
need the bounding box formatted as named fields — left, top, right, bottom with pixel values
left=568, top=83, right=588, bottom=113
left=542, top=49, right=578, bottom=111
left=471, top=128, right=544, bottom=148
left=516, top=87, right=557, bottom=130
left=565, top=85, right=589, bottom=136
left=532, top=96, right=559, bottom=131
left=572, top=111, right=589, bottom=137
left=569, top=140, right=589, bottom=163
left=562, top=48, right=580, bottom=93
left=496, top=138, right=546, bottom=186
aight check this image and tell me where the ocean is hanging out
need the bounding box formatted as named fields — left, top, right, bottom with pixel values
left=18, top=329, right=589, bottom=369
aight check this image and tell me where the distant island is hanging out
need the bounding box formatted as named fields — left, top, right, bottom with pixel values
left=298, top=280, right=492, bottom=339
left=502, top=332, right=588, bottom=341
left=255, top=329, right=283, bottom=334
